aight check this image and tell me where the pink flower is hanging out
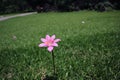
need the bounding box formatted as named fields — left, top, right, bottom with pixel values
left=39, top=35, right=61, bottom=52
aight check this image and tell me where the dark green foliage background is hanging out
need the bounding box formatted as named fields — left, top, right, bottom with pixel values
left=0, top=0, right=120, bottom=14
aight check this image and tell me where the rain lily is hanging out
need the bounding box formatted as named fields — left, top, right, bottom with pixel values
left=38, top=35, right=61, bottom=76
left=39, top=35, right=61, bottom=52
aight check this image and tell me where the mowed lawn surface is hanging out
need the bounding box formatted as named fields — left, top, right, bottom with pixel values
left=0, top=11, right=120, bottom=80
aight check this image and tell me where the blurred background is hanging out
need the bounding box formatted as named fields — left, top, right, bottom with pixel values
left=0, top=0, right=120, bottom=14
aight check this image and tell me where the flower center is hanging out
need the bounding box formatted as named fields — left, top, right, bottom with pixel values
left=45, top=39, right=53, bottom=46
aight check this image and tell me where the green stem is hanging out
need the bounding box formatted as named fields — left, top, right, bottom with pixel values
left=52, top=51, right=56, bottom=75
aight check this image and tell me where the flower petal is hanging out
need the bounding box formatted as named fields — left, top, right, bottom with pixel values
left=52, top=43, right=58, bottom=47
left=41, top=38, right=46, bottom=42
left=39, top=43, right=46, bottom=47
left=51, top=35, right=55, bottom=40
left=54, top=39, right=61, bottom=42
left=46, top=35, right=50, bottom=40
left=48, top=46, right=54, bottom=52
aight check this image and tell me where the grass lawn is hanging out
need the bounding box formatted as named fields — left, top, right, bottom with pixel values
left=0, top=11, right=120, bottom=80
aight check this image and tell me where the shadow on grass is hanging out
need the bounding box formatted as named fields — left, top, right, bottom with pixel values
left=42, top=75, right=57, bottom=80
